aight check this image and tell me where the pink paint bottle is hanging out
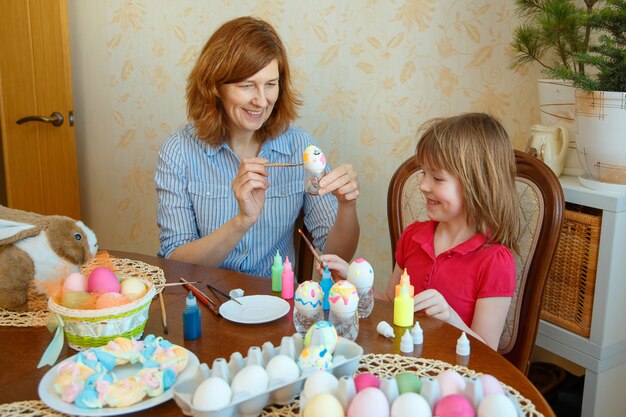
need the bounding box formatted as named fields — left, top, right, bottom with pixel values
left=281, top=256, right=294, bottom=299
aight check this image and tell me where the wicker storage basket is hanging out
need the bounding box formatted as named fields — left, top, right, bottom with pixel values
left=540, top=206, right=601, bottom=337
left=46, top=256, right=163, bottom=350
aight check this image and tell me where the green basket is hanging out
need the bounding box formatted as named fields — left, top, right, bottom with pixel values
left=48, top=280, right=156, bottom=350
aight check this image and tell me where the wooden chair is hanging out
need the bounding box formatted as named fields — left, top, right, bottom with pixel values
left=294, top=212, right=315, bottom=283
left=387, top=150, right=564, bottom=374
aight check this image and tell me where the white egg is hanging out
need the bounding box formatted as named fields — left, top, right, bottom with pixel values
left=329, top=280, right=359, bottom=317
left=303, top=370, right=339, bottom=399
left=192, top=377, right=232, bottom=411
left=295, top=281, right=324, bottom=312
left=477, top=394, right=518, bottom=417
left=230, top=364, right=269, bottom=396
left=391, top=392, right=432, bottom=417
left=265, top=354, right=300, bottom=384
left=346, top=258, right=374, bottom=289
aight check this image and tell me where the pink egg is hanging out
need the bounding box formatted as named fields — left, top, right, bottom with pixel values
left=353, top=373, right=381, bottom=392
left=477, top=374, right=504, bottom=396
left=434, top=394, right=475, bottom=417
left=437, top=370, right=466, bottom=397
left=87, top=267, right=121, bottom=294
left=347, top=387, right=389, bottom=417
left=63, top=272, right=88, bottom=292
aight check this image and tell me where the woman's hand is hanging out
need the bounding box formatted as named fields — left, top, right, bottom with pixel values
left=318, top=163, right=359, bottom=204
left=232, top=157, right=270, bottom=228
left=316, top=254, right=349, bottom=279
left=413, top=289, right=451, bottom=322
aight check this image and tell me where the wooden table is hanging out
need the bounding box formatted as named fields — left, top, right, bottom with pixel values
left=0, top=251, right=554, bottom=416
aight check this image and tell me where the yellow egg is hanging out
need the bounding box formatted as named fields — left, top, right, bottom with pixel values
left=303, top=393, right=345, bottom=417
left=120, top=278, right=147, bottom=299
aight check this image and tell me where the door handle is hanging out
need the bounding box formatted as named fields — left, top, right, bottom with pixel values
left=16, top=112, right=64, bottom=127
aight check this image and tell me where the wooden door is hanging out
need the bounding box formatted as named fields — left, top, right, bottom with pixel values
left=0, top=0, right=80, bottom=219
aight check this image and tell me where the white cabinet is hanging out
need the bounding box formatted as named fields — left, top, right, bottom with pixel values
left=535, top=176, right=626, bottom=417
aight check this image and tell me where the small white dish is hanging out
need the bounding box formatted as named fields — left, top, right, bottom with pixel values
left=219, top=295, right=290, bottom=324
left=38, top=348, right=199, bottom=416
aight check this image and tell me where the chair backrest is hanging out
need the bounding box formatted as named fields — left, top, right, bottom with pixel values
left=294, top=212, right=315, bottom=283
left=387, top=150, right=564, bottom=374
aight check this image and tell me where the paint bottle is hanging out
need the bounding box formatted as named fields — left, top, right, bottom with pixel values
left=183, top=291, right=201, bottom=341
left=271, top=250, right=283, bottom=292
left=281, top=256, right=294, bottom=299
left=393, top=284, right=414, bottom=327
left=320, top=265, right=333, bottom=310
left=395, top=268, right=414, bottom=297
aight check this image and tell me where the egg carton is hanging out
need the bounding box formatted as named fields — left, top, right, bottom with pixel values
left=172, top=333, right=363, bottom=417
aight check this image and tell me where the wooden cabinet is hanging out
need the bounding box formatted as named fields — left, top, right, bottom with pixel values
left=535, top=176, right=626, bottom=417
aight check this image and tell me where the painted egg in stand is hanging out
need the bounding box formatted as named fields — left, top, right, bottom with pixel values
left=304, top=320, right=338, bottom=353
left=346, top=258, right=374, bottom=290
left=303, top=145, right=326, bottom=173
left=295, top=281, right=323, bottom=313
left=328, top=280, right=359, bottom=317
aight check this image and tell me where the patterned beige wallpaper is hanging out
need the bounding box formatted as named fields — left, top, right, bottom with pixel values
left=69, top=0, right=539, bottom=293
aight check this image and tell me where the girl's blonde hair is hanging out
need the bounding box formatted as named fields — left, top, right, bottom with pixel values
left=186, top=16, right=301, bottom=145
left=416, top=113, right=520, bottom=250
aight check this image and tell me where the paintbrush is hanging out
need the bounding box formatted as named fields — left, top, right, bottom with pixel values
left=156, top=281, right=200, bottom=288
left=263, top=163, right=303, bottom=167
left=180, top=277, right=220, bottom=315
left=158, top=291, right=168, bottom=334
left=297, top=228, right=326, bottom=268
left=206, top=284, right=243, bottom=305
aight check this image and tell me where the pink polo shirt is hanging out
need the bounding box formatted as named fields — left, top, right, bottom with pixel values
left=395, top=220, right=515, bottom=326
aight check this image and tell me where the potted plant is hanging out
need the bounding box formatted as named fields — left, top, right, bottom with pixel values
left=509, top=0, right=601, bottom=177
left=550, top=0, right=626, bottom=187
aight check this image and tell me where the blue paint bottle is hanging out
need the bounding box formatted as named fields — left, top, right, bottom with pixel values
left=320, top=265, right=333, bottom=311
left=183, top=291, right=201, bottom=340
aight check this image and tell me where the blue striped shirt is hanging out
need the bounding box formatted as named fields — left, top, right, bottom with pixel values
left=155, top=124, right=338, bottom=278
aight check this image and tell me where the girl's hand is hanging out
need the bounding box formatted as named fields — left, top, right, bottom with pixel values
left=318, top=163, right=359, bottom=204
left=316, top=254, right=349, bottom=279
left=413, top=289, right=451, bottom=322
left=232, top=158, right=270, bottom=227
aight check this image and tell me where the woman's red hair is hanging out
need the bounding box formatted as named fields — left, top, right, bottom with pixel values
left=186, top=16, right=302, bottom=145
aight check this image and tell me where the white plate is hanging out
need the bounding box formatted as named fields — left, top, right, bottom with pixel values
left=219, top=295, right=290, bottom=324
left=38, top=347, right=199, bottom=416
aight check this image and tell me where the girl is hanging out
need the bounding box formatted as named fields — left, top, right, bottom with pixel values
left=323, top=112, right=519, bottom=350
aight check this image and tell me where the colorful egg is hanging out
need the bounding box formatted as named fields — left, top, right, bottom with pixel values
left=303, top=393, right=345, bottom=417
left=63, top=272, right=88, bottom=292
left=95, top=292, right=130, bottom=309
left=304, top=321, right=338, bottom=353
left=437, top=370, right=466, bottom=397
left=346, top=258, right=374, bottom=290
left=347, top=387, right=390, bottom=417
left=477, top=374, right=504, bottom=396
left=60, top=290, right=92, bottom=309
left=120, top=277, right=147, bottom=299
left=328, top=280, right=359, bottom=318
left=434, top=394, right=475, bottom=417
left=303, top=145, right=326, bottom=173
left=295, top=281, right=324, bottom=313
left=353, top=373, right=381, bottom=392
left=87, top=267, right=120, bottom=294
left=298, top=345, right=333, bottom=371
left=395, top=372, right=422, bottom=395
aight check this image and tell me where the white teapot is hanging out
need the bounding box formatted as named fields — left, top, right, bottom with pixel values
left=527, top=124, right=569, bottom=177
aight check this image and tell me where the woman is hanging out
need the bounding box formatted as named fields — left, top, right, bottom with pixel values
left=156, top=17, right=360, bottom=278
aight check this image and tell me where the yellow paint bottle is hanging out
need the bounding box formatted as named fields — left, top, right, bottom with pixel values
left=394, top=284, right=414, bottom=327
left=395, top=268, right=414, bottom=297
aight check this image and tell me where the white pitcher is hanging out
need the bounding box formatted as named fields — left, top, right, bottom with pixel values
left=528, top=124, right=569, bottom=177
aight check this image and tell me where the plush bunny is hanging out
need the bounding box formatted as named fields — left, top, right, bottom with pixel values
left=0, top=205, right=98, bottom=311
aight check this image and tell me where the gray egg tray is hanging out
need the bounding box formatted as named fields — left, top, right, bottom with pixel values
left=172, top=333, right=363, bottom=417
